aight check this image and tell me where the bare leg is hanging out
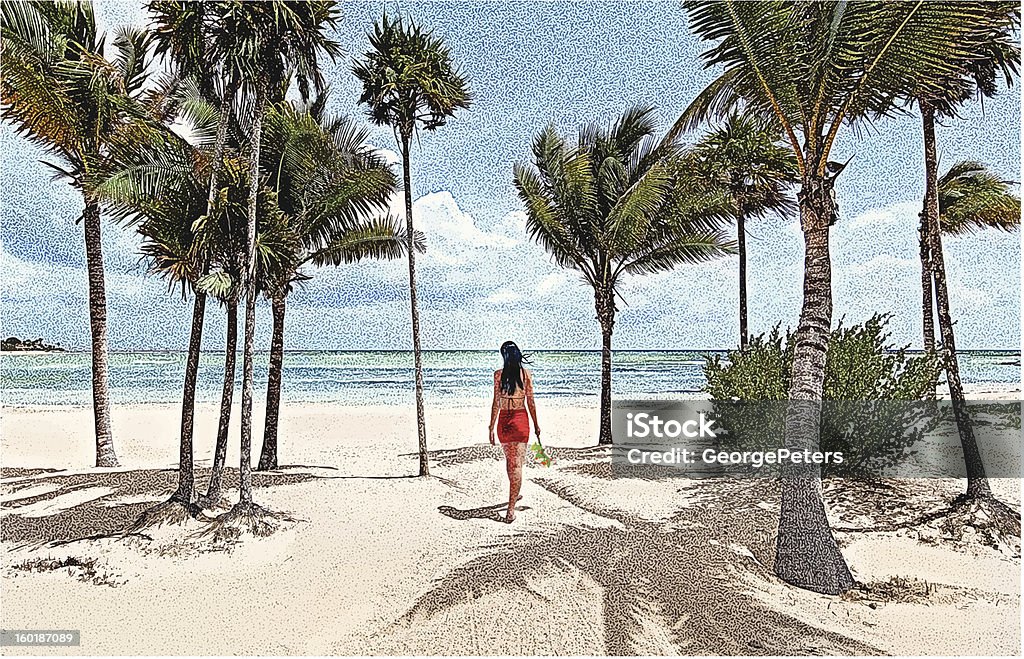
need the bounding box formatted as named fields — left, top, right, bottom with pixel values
left=502, top=442, right=526, bottom=522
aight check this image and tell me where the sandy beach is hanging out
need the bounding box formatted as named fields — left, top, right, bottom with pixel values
left=0, top=388, right=1020, bottom=656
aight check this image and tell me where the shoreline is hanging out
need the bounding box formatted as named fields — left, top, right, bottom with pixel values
left=1, top=380, right=1018, bottom=413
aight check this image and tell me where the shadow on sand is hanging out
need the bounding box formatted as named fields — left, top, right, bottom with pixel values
left=0, top=467, right=322, bottom=546
left=438, top=495, right=525, bottom=522
left=383, top=475, right=880, bottom=656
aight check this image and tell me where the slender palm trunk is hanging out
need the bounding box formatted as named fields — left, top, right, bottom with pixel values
left=921, top=102, right=991, bottom=500
left=258, top=296, right=285, bottom=471
left=180, top=75, right=237, bottom=506
left=82, top=199, right=118, bottom=468
left=918, top=217, right=935, bottom=354
left=205, top=300, right=237, bottom=502
left=773, top=173, right=853, bottom=596
left=81, top=198, right=119, bottom=466
left=595, top=287, right=615, bottom=445
left=173, top=287, right=206, bottom=504
left=239, top=81, right=266, bottom=505
left=737, top=211, right=749, bottom=351
left=919, top=213, right=938, bottom=399
left=401, top=131, right=429, bottom=477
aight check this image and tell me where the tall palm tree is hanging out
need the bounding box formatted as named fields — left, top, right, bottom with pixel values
left=97, top=81, right=208, bottom=511
left=678, top=1, right=1003, bottom=594
left=256, top=100, right=411, bottom=470
left=353, top=14, right=471, bottom=477
left=690, top=112, right=797, bottom=350
left=1, top=0, right=154, bottom=468
left=221, top=0, right=340, bottom=512
left=514, top=106, right=734, bottom=445
left=910, top=3, right=1019, bottom=501
left=145, top=1, right=245, bottom=509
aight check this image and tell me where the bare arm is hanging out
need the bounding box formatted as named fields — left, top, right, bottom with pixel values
left=488, top=370, right=501, bottom=443
left=525, top=369, right=540, bottom=440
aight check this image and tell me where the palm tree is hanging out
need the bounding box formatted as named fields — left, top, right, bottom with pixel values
left=98, top=84, right=207, bottom=512
left=222, top=0, right=340, bottom=512
left=690, top=112, right=797, bottom=350
left=678, top=1, right=1004, bottom=594
left=145, top=1, right=245, bottom=510
left=256, top=100, right=411, bottom=470
left=514, top=106, right=735, bottom=446
left=1, top=0, right=156, bottom=468
left=910, top=3, right=1019, bottom=502
left=353, top=14, right=471, bottom=477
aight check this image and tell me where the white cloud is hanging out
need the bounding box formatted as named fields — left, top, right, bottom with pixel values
left=847, top=201, right=920, bottom=230
left=372, top=146, right=402, bottom=168
left=535, top=272, right=570, bottom=296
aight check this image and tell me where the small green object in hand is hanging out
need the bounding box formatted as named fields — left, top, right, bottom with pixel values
left=529, top=442, right=554, bottom=467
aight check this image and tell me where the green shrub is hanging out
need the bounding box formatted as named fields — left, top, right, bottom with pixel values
left=703, top=314, right=943, bottom=477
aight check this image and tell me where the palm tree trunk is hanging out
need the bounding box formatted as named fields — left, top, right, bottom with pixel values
left=82, top=198, right=118, bottom=468
left=173, top=287, right=206, bottom=504
left=595, top=287, right=615, bottom=445
left=919, top=213, right=938, bottom=399
left=773, top=173, right=853, bottom=596
left=239, top=81, right=266, bottom=506
left=205, top=299, right=237, bottom=503
left=918, top=218, right=936, bottom=354
left=196, top=77, right=239, bottom=506
left=737, top=211, right=749, bottom=351
left=401, top=131, right=429, bottom=477
left=921, top=101, right=991, bottom=500
left=258, top=296, right=285, bottom=471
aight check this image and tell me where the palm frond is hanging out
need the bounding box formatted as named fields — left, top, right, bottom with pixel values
left=939, top=160, right=1020, bottom=235
left=624, top=231, right=737, bottom=276
left=307, top=215, right=415, bottom=267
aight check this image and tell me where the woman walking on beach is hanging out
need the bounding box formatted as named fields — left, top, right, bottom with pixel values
left=489, top=341, right=541, bottom=523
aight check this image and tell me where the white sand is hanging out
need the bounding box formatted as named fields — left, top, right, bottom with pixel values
left=0, top=391, right=1020, bottom=655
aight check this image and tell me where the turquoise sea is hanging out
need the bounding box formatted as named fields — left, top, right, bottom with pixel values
left=0, top=349, right=1019, bottom=407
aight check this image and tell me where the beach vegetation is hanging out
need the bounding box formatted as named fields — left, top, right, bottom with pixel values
left=907, top=1, right=1019, bottom=505
left=689, top=112, right=798, bottom=350
left=0, top=0, right=157, bottom=468
left=145, top=0, right=253, bottom=510
left=255, top=98, right=413, bottom=471
left=704, top=314, right=943, bottom=478
left=97, top=91, right=295, bottom=513
left=224, top=0, right=341, bottom=517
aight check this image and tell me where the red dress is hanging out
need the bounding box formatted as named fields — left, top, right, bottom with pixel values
left=498, top=408, right=530, bottom=444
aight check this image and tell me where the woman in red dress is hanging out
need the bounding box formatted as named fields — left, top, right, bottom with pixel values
left=488, top=341, right=541, bottom=523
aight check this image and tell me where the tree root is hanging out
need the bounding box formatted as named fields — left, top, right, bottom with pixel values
left=935, top=494, right=1021, bottom=555
left=192, top=501, right=297, bottom=548
left=128, top=496, right=201, bottom=534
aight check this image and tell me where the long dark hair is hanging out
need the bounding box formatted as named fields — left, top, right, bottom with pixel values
left=499, top=341, right=531, bottom=395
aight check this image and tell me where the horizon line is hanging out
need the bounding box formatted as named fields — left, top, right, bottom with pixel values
left=7, top=347, right=1021, bottom=354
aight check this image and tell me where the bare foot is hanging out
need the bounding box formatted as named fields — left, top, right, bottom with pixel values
left=504, top=510, right=516, bottom=524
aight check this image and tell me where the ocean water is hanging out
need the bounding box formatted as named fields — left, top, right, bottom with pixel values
left=0, top=349, right=1019, bottom=407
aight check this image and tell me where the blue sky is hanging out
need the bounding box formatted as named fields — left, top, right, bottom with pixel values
left=1, top=1, right=1020, bottom=351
